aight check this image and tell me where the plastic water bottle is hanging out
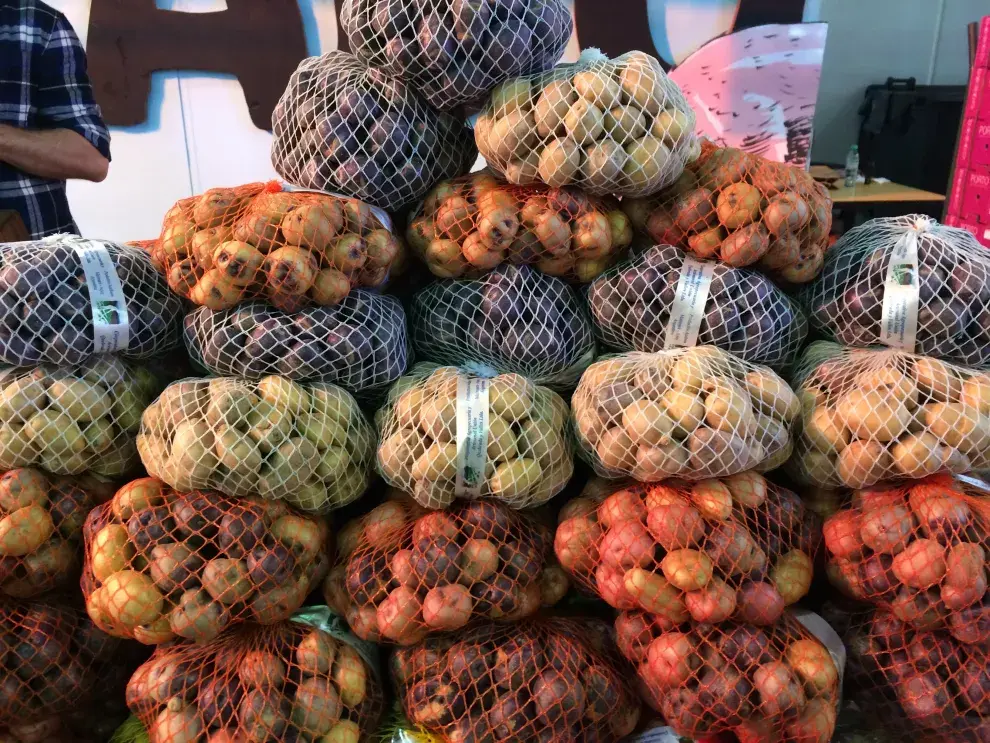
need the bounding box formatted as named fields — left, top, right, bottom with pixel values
left=844, top=144, right=859, bottom=187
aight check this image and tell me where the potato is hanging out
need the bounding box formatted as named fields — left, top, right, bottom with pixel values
left=377, top=586, right=423, bottom=644
left=723, top=471, right=767, bottom=507
left=914, top=358, right=962, bottom=402
left=745, top=371, right=801, bottom=422
left=690, top=479, right=732, bottom=520
left=598, top=488, right=647, bottom=527
left=770, top=550, right=813, bottom=605
left=422, top=585, right=473, bottom=631
left=647, top=501, right=703, bottom=550
left=805, top=406, right=849, bottom=454
left=837, top=440, right=891, bottom=489
left=892, top=538, right=946, bottom=589
left=736, top=581, right=785, bottom=625
left=0, top=504, right=53, bottom=557
left=661, top=549, right=713, bottom=591
left=645, top=632, right=696, bottom=687
left=600, top=520, right=654, bottom=570
left=624, top=568, right=689, bottom=620
left=596, top=428, right=637, bottom=472
left=633, top=440, right=689, bottom=479
left=924, top=403, right=990, bottom=453
left=837, top=389, right=911, bottom=442
left=104, top=570, right=165, bottom=629
left=684, top=576, right=736, bottom=623
left=661, top=389, right=704, bottom=434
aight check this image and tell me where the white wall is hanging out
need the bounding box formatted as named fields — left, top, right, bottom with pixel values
left=807, top=0, right=986, bottom=163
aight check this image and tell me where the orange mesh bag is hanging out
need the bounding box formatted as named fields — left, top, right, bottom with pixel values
left=323, top=498, right=568, bottom=645
left=475, top=48, right=697, bottom=197
left=571, top=347, right=800, bottom=481
left=841, top=608, right=990, bottom=742
left=270, top=50, right=476, bottom=210
left=789, top=342, right=990, bottom=489
left=0, top=357, right=158, bottom=478
left=390, top=618, right=642, bottom=742
left=125, top=608, right=384, bottom=743
left=0, top=598, right=132, bottom=727
left=137, top=375, right=375, bottom=513
left=822, top=474, right=990, bottom=645
left=623, top=140, right=833, bottom=284
left=554, top=473, right=819, bottom=626
left=155, top=181, right=404, bottom=311
left=376, top=364, right=573, bottom=510
left=0, top=468, right=96, bottom=598
left=82, top=478, right=331, bottom=645
left=405, top=172, right=633, bottom=281
left=616, top=610, right=841, bottom=742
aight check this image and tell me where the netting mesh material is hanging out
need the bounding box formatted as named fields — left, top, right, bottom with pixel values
left=789, top=342, right=990, bottom=489
left=617, top=611, right=839, bottom=741
left=0, top=598, right=129, bottom=726
left=623, top=140, right=833, bottom=284
left=800, top=215, right=990, bottom=367
left=409, top=264, right=595, bottom=391
left=82, top=478, right=330, bottom=645
left=324, top=498, right=568, bottom=645
left=823, top=475, right=990, bottom=646
left=588, top=243, right=809, bottom=369
left=476, top=48, right=696, bottom=197
left=137, top=376, right=375, bottom=514
left=341, top=0, right=573, bottom=111
left=376, top=365, right=572, bottom=510
left=271, top=50, right=476, bottom=211
left=0, top=358, right=157, bottom=478
left=406, top=173, right=633, bottom=282
left=571, top=347, right=800, bottom=481
left=840, top=608, right=990, bottom=742
left=0, top=236, right=184, bottom=367
left=554, top=475, right=819, bottom=625
left=126, top=619, right=383, bottom=743
left=0, top=468, right=95, bottom=599
left=183, top=291, right=410, bottom=398
left=390, top=618, right=641, bottom=742
left=155, top=181, right=404, bottom=312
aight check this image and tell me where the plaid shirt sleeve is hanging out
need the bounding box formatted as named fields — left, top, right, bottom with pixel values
left=32, top=12, right=111, bottom=161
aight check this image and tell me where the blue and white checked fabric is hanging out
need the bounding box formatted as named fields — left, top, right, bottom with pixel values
left=0, top=1, right=110, bottom=238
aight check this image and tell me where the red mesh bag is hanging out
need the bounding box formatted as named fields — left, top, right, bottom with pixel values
left=324, top=498, right=568, bottom=645
left=406, top=172, right=633, bottom=281
left=823, top=474, right=990, bottom=645
left=553, top=473, right=819, bottom=626
left=390, top=618, right=642, bottom=742
left=623, top=140, right=833, bottom=284
left=0, top=598, right=134, bottom=727
left=0, top=467, right=96, bottom=598
left=125, top=611, right=384, bottom=743
left=82, top=478, right=331, bottom=645
left=616, top=610, right=840, bottom=741
left=155, top=181, right=403, bottom=311
left=841, top=608, right=990, bottom=742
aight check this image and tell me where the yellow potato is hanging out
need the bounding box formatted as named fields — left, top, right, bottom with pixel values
left=961, top=374, right=990, bottom=413
left=0, top=505, right=53, bottom=557
left=489, top=375, right=534, bottom=421
left=836, top=389, right=910, bottom=442
left=490, top=458, right=542, bottom=499
left=596, top=428, right=637, bottom=472
left=804, top=406, right=849, bottom=454
left=837, top=440, right=891, bottom=488
left=913, top=358, right=962, bottom=402
left=704, top=381, right=756, bottom=437
left=924, top=402, right=990, bottom=453
left=411, top=442, right=458, bottom=482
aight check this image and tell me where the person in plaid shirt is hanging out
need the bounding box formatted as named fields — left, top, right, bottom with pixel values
left=0, top=1, right=110, bottom=238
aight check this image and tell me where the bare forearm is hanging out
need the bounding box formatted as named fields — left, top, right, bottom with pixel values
left=0, top=124, right=109, bottom=182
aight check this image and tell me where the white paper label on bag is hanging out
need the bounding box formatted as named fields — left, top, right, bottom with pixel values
left=618, top=725, right=681, bottom=743
left=879, top=224, right=922, bottom=351
left=664, top=256, right=715, bottom=349
left=792, top=609, right=847, bottom=698
left=455, top=376, right=490, bottom=497
left=68, top=238, right=130, bottom=353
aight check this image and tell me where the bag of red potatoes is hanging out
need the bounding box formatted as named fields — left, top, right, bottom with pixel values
left=324, top=497, right=568, bottom=645
left=623, top=140, right=832, bottom=284
left=823, top=474, right=990, bottom=645
left=125, top=608, right=384, bottom=743
left=840, top=607, right=990, bottom=742
left=390, top=618, right=641, bottom=742
left=155, top=181, right=403, bottom=311
left=554, top=472, right=819, bottom=626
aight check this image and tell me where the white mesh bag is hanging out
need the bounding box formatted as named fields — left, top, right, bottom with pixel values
left=409, top=264, right=595, bottom=391
left=588, top=243, right=808, bottom=369
left=0, top=235, right=184, bottom=367
left=183, top=290, right=410, bottom=399
left=406, top=173, right=634, bottom=281
left=800, top=215, right=990, bottom=367
left=790, top=341, right=990, bottom=489
left=137, top=376, right=375, bottom=514
left=0, top=356, right=157, bottom=477
left=572, top=347, right=800, bottom=480
left=475, top=48, right=696, bottom=196
left=376, top=364, right=572, bottom=509
left=340, top=0, right=573, bottom=111
left=271, top=51, right=476, bottom=210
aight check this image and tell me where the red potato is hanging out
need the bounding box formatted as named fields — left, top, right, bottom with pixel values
left=412, top=513, right=459, bottom=544
left=377, top=587, right=424, bottom=644
left=391, top=550, right=416, bottom=586
left=822, top=511, right=863, bottom=559
left=596, top=563, right=638, bottom=610
left=785, top=698, right=836, bottom=743
left=422, top=585, right=474, bottom=631
left=363, top=502, right=408, bottom=548
left=615, top=611, right=662, bottom=664
left=684, top=577, right=736, bottom=622
left=891, top=538, right=947, bottom=589
left=736, top=582, right=785, bottom=625
left=646, top=632, right=696, bottom=687
left=599, top=521, right=655, bottom=570
left=753, top=662, right=806, bottom=717
left=785, top=639, right=838, bottom=697
left=859, top=504, right=914, bottom=554
left=644, top=485, right=686, bottom=510
left=942, top=542, right=987, bottom=610
left=598, top=489, right=647, bottom=528
left=554, top=516, right=602, bottom=573
left=647, top=502, right=705, bottom=550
